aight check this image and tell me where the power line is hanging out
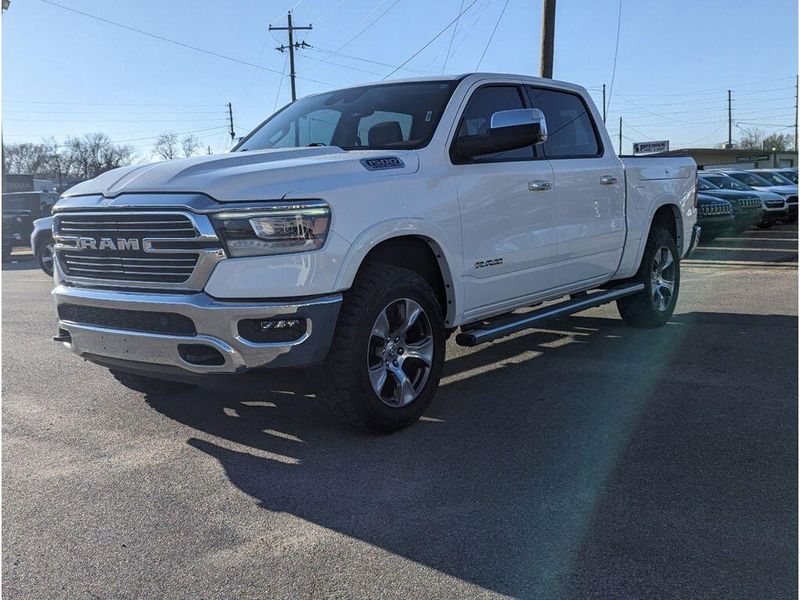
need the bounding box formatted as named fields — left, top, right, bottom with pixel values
left=3, top=100, right=222, bottom=107
left=274, top=53, right=289, bottom=111
left=383, top=0, right=481, bottom=80
left=476, top=0, right=510, bottom=70
left=311, top=0, right=350, bottom=23
left=305, top=46, right=430, bottom=74
left=110, top=126, right=229, bottom=144
left=605, top=0, right=623, bottom=116
left=614, top=77, right=795, bottom=97
left=304, top=0, right=401, bottom=75
left=38, top=0, right=337, bottom=88
left=443, top=0, right=466, bottom=74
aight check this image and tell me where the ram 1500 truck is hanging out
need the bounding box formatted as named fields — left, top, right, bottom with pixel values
left=51, top=74, right=699, bottom=432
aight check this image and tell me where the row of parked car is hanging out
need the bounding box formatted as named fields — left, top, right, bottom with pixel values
left=695, top=168, right=797, bottom=241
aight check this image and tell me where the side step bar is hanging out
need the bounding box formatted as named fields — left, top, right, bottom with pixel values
left=455, top=283, right=645, bottom=347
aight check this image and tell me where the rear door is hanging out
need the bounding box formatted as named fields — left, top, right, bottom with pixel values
left=525, top=86, right=625, bottom=286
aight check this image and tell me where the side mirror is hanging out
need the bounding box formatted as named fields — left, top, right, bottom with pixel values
left=452, top=108, right=547, bottom=162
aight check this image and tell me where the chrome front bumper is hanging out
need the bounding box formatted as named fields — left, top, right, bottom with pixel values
left=53, top=285, right=341, bottom=374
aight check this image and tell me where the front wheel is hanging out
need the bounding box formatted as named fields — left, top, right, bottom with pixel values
left=617, top=225, right=680, bottom=328
left=319, top=264, right=446, bottom=433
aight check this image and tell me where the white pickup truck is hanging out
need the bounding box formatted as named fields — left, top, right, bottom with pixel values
left=52, top=73, right=699, bottom=432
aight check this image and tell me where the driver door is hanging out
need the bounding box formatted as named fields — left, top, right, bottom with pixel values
left=449, top=84, right=558, bottom=321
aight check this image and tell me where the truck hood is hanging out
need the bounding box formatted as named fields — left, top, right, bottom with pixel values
left=62, top=147, right=420, bottom=202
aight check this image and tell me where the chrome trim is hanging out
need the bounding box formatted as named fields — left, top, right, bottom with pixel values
left=54, top=193, right=327, bottom=214
left=53, top=211, right=225, bottom=291
left=490, top=108, right=548, bottom=143
left=456, top=283, right=644, bottom=346
left=53, top=285, right=342, bottom=374
left=528, top=180, right=552, bottom=191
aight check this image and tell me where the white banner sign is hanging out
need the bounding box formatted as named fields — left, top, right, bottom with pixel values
left=633, top=140, right=669, bottom=154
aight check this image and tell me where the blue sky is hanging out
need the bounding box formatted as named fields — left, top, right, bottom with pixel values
left=2, top=0, right=797, bottom=157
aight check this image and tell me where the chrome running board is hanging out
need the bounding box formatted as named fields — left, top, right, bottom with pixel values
left=455, top=283, right=645, bottom=347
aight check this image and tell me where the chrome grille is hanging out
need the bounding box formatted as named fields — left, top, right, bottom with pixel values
left=56, top=214, right=197, bottom=238
left=53, top=211, right=224, bottom=290
left=60, top=252, right=199, bottom=283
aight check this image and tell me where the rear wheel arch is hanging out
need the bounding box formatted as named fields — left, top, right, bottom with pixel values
left=650, top=203, right=682, bottom=253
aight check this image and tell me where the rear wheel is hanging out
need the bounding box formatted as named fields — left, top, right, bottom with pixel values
left=617, top=225, right=679, bottom=328
left=319, top=263, right=446, bottom=433
left=109, top=369, right=195, bottom=395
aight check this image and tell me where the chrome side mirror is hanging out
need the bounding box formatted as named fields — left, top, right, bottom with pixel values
left=490, top=108, right=548, bottom=144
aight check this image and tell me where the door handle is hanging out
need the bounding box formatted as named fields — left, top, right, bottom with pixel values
left=599, top=175, right=619, bottom=185
left=528, top=180, right=552, bottom=191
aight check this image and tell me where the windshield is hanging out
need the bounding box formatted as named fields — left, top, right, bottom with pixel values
left=778, top=170, right=799, bottom=183
left=238, top=81, right=460, bottom=152
left=754, top=171, right=793, bottom=186
left=697, top=178, right=718, bottom=191
left=729, top=171, right=772, bottom=187
left=701, top=174, right=751, bottom=191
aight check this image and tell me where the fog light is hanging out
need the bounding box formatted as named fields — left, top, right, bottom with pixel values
left=238, top=318, right=307, bottom=343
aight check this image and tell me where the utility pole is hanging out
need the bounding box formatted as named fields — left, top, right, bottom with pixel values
left=602, top=83, right=607, bottom=123
left=269, top=12, right=312, bottom=102
left=539, top=0, right=556, bottom=78
left=227, top=102, right=235, bottom=141
left=727, top=89, right=732, bottom=148
left=618, top=116, right=623, bottom=155
left=794, top=75, right=798, bottom=153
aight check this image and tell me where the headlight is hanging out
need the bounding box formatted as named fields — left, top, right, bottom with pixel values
left=212, top=204, right=331, bottom=257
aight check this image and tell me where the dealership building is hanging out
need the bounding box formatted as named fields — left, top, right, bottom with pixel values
left=655, top=147, right=797, bottom=170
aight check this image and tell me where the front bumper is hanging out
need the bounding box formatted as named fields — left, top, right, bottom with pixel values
left=761, top=207, right=789, bottom=223
left=53, top=285, right=341, bottom=374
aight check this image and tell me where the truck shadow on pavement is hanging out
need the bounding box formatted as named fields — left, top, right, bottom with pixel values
left=146, top=309, right=797, bottom=599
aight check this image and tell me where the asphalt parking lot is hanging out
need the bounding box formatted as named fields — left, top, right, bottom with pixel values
left=2, top=225, right=797, bottom=599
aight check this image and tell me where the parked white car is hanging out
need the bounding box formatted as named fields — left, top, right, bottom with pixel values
left=714, top=169, right=797, bottom=223
left=51, top=74, right=698, bottom=431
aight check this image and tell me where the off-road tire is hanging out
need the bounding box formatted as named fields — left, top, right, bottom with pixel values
left=319, top=263, right=446, bottom=433
left=617, top=225, right=679, bottom=328
left=109, top=369, right=195, bottom=395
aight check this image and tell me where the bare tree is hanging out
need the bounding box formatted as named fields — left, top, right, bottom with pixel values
left=736, top=127, right=764, bottom=150
left=3, top=134, right=136, bottom=184
left=153, top=132, right=179, bottom=160
left=761, top=132, right=793, bottom=152
left=181, top=134, right=201, bottom=157
left=64, top=133, right=137, bottom=179
left=3, top=141, right=52, bottom=175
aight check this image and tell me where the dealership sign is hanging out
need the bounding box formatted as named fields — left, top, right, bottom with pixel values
left=736, top=154, right=770, bottom=163
left=633, top=140, right=669, bottom=154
